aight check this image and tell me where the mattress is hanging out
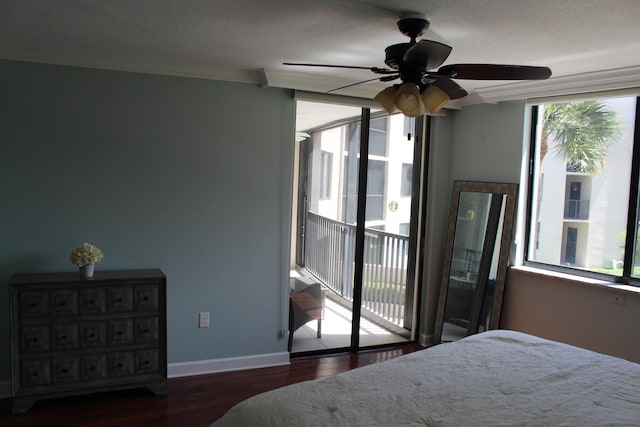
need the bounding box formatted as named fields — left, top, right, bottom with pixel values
left=210, top=330, right=640, bottom=426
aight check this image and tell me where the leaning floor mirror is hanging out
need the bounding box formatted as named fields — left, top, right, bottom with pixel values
left=434, top=180, right=519, bottom=343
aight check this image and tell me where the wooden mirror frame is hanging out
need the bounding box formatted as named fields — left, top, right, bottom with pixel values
left=434, top=180, right=519, bottom=344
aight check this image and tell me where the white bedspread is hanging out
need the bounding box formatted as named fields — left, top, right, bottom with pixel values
left=210, top=330, right=640, bottom=426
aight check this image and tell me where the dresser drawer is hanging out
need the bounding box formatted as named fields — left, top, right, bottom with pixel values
left=52, top=356, right=80, bottom=383
left=51, top=323, right=79, bottom=350
left=135, top=317, right=159, bottom=343
left=136, top=349, right=160, bottom=374
left=20, top=325, right=50, bottom=353
left=80, top=321, right=107, bottom=347
left=106, top=287, right=133, bottom=312
left=81, top=354, right=108, bottom=380
left=19, top=291, right=49, bottom=317
left=50, top=289, right=78, bottom=316
left=79, top=288, right=106, bottom=314
left=108, top=351, right=134, bottom=377
left=134, top=285, right=159, bottom=311
left=21, top=359, right=51, bottom=387
left=108, top=319, right=134, bottom=345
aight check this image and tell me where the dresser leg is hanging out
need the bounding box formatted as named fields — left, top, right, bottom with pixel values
left=147, top=381, right=168, bottom=396
left=12, top=397, right=36, bottom=414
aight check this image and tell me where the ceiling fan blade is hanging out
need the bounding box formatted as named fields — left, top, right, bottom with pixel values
left=403, top=40, right=453, bottom=70
left=328, top=75, right=399, bottom=93
left=429, top=78, right=468, bottom=100
left=435, top=64, right=552, bottom=80
left=283, top=62, right=396, bottom=75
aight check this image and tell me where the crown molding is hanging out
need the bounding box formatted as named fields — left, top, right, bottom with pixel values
left=2, top=47, right=639, bottom=108
left=0, top=47, right=259, bottom=84
left=470, top=66, right=640, bottom=105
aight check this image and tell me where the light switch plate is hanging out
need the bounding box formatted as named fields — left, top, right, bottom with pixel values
left=199, top=312, right=210, bottom=328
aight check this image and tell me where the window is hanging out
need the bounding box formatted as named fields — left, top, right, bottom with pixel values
left=526, top=96, right=639, bottom=283
left=366, top=160, right=386, bottom=221
left=369, top=116, right=387, bottom=156
left=401, top=163, right=412, bottom=197
left=320, top=151, right=332, bottom=200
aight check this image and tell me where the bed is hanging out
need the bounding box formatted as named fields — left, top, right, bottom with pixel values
left=210, top=330, right=640, bottom=426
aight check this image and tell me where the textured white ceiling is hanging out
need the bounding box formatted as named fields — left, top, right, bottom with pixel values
left=1, top=0, right=640, bottom=109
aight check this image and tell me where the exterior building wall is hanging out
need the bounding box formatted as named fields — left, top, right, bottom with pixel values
left=535, top=97, right=635, bottom=269
left=307, top=114, right=414, bottom=233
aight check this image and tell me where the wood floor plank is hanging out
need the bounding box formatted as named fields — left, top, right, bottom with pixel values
left=0, top=343, right=424, bottom=427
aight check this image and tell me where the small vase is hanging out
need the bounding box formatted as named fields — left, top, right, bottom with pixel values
left=80, top=264, right=95, bottom=278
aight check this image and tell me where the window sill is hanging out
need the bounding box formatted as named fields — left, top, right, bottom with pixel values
left=510, top=265, right=640, bottom=297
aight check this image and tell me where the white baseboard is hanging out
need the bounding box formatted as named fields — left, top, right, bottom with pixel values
left=0, top=380, right=10, bottom=398
left=168, top=351, right=290, bottom=378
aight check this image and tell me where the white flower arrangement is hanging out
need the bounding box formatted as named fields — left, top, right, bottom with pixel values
left=69, top=242, right=104, bottom=267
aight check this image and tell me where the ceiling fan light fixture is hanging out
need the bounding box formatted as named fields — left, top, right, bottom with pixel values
left=421, top=85, right=450, bottom=114
left=394, top=82, right=421, bottom=112
left=374, top=87, right=398, bottom=114
left=403, top=100, right=425, bottom=118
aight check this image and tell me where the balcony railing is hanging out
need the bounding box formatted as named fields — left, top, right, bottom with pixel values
left=564, top=198, right=590, bottom=220
left=304, top=212, right=408, bottom=327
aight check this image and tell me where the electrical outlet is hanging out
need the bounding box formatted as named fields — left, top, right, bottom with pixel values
left=199, top=312, right=210, bottom=328
left=609, top=294, right=626, bottom=305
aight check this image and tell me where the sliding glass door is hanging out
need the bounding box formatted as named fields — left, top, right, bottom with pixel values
left=291, top=100, right=423, bottom=354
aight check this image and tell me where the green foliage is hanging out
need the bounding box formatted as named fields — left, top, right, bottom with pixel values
left=542, top=100, right=622, bottom=175
left=616, top=230, right=640, bottom=265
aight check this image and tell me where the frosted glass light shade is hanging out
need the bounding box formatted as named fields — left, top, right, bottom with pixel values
left=394, top=83, right=421, bottom=112
left=374, top=87, right=398, bottom=114
left=403, top=100, right=425, bottom=117
left=421, top=85, right=450, bottom=114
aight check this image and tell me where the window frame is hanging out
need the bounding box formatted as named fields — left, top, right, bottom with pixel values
left=523, top=97, right=640, bottom=287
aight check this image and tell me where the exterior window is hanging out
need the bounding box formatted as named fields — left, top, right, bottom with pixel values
left=369, top=116, right=387, bottom=156
left=527, top=96, right=638, bottom=281
left=401, top=163, right=412, bottom=196
left=366, top=160, right=386, bottom=221
left=320, top=151, right=332, bottom=200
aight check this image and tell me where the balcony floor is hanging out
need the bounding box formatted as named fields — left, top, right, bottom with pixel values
left=290, top=294, right=410, bottom=353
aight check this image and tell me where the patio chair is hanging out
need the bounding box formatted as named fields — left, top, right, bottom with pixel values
left=288, top=279, right=325, bottom=351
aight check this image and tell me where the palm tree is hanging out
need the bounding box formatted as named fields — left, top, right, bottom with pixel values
left=540, top=100, right=621, bottom=175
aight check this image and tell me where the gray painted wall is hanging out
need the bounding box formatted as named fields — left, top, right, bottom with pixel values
left=0, top=60, right=295, bottom=381
left=449, top=100, right=527, bottom=184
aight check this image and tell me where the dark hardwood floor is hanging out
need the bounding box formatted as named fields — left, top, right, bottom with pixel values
left=0, top=343, right=424, bottom=427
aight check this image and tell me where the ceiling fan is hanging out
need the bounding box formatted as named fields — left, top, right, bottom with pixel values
left=284, top=17, right=552, bottom=116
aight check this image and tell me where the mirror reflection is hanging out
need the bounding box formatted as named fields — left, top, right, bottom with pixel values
left=435, top=181, right=518, bottom=343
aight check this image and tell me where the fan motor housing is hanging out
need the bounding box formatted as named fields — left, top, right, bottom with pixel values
left=384, top=43, right=411, bottom=69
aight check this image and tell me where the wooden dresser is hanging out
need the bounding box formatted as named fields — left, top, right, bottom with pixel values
left=9, top=269, right=167, bottom=414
